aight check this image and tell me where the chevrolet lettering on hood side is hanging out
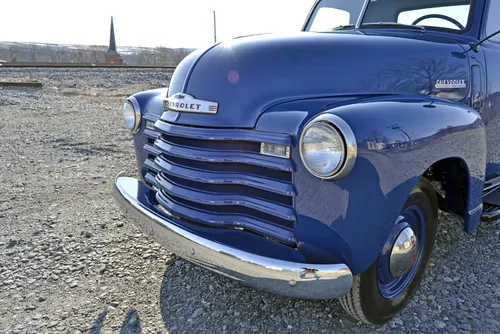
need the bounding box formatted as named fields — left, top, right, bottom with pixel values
left=113, top=0, right=500, bottom=325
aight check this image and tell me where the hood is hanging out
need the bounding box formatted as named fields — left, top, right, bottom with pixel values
left=165, top=31, right=470, bottom=128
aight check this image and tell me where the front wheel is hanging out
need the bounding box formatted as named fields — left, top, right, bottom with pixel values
left=340, top=179, right=438, bottom=325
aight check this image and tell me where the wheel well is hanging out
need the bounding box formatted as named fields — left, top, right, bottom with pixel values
left=422, top=158, right=469, bottom=219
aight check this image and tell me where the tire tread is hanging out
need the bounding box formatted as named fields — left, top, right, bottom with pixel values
left=340, top=275, right=370, bottom=324
left=339, top=178, right=438, bottom=325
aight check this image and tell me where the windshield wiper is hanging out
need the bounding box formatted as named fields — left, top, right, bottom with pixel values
left=361, top=22, right=426, bottom=32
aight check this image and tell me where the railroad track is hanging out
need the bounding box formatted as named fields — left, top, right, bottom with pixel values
left=0, top=62, right=177, bottom=69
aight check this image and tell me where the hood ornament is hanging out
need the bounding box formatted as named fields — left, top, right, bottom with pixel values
left=164, top=93, right=219, bottom=114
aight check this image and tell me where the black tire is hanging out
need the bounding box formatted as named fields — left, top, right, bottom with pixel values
left=340, top=178, right=438, bottom=325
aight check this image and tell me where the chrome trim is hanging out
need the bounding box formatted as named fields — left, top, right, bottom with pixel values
left=300, top=122, right=346, bottom=178
left=483, top=176, right=500, bottom=196
left=469, top=203, right=483, bottom=216
left=114, top=175, right=353, bottom=300
left=164, top=93, right=219, bottom=114
left=390, top=227, right=418, bottom=278
left=126, top=96, right=142, bottom=134
left=299, top=113, right=357, bottom=180
left=355, top=0, right=370, bottom=29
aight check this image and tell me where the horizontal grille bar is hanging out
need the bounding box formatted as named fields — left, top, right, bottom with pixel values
left=146, top=156, right=295, bottom=196
left=154, top=121, right=293, bottom=146
left=144, top=143, right=161, bottom=156
left=143, top=113, right=161, bottom=122
left=144, top=172, right=159, bottom=188
left=143, top=128, right=160, bottom=140
left=155, top=173, right=296, bottom=221
left=153, top=138, right=294, bottom=172
left=144, top=158, right=160, bottom=173
left=155, top=190, right=297, bottom=245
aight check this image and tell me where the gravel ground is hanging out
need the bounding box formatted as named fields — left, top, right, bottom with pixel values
left=0, top=68, right=499, bottom=334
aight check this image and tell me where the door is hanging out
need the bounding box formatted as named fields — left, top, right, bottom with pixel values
left=481, top=0, right=500, bottom=180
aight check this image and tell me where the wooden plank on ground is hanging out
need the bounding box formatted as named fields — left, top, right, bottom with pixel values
left=0, top=81, right=43, bottom=87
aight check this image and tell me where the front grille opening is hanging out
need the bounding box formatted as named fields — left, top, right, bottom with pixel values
left=162, top=134, right=261, bottom=153
left=143, top=123, right=297, bottom=246
left=164, top=173, right=293, bottom=206
left=166, top=155, right=292, bottom=182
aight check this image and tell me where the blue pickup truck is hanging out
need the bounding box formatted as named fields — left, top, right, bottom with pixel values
left=114, top=0, right=500, bottom=325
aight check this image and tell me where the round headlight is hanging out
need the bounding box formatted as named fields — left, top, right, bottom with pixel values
left=123, top=99, right=141, bottom=133
left=300, top=114, right=357, bottom=180
left=300, top=122, right=345, bottom=178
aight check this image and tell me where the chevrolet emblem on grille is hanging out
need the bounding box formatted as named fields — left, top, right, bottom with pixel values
left=164, top=93, right=219, bottom=114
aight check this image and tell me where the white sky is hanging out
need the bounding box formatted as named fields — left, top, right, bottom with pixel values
left=0, top=0, right=316, bottom=49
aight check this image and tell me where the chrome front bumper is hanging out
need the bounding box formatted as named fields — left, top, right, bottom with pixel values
left=114, top=175, right=353, bottom=300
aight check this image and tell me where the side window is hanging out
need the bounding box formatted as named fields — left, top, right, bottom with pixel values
left=486, top=0, right=500, bottom=42
left=398, top=5, right=470, bottom=30
left=309, top=7, right=350, bottom=32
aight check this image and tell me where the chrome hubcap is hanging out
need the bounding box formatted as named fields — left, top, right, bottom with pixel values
left=389, top=227, right=418, bottom=278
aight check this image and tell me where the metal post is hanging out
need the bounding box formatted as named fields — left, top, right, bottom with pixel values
left=213, top=10, right=217, bottom=43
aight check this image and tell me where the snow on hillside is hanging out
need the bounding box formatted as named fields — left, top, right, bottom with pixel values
left=0, top=41, right=195, bottom=65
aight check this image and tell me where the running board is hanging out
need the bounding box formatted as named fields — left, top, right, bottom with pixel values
left=482, top=177, right=500, bottom=221
left=483, top=176, right=500, bottom=197
left=482, top=203, right=500, bottom=222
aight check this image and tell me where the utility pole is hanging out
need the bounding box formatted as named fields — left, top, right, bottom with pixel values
left=213, top=10, right=217, bottom=43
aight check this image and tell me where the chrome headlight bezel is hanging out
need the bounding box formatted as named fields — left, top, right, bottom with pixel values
left=123, top=97, right=141, bottom=133
left=299, top=113, right=357, bottom=180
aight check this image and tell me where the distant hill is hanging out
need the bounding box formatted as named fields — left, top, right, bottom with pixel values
left=0, top=42, right=195, bottom=66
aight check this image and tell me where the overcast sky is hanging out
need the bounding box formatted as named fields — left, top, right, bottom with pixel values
left=0, top=0, right=316, bottom=49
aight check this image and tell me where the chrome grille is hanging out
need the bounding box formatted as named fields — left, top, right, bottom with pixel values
left=142, top=119, right=297, bottom=246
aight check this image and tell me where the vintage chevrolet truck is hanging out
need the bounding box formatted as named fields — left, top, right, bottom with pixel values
left=114, top=0, right=500, bottom=325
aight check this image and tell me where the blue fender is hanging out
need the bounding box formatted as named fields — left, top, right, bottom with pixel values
left=128, top=88, right=168, bottom=177
left=256, top=95, right=486, bottom=274
left=129, top=87, right=168, bottom=116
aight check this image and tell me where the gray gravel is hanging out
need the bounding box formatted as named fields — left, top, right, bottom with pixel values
left=0, top=68, right=499, bottom=333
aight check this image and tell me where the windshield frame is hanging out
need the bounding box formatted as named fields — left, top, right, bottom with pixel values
left=302, top=0, right=478, bottom=35
left=302, top=0, right=367, bottom=32
left=356, top=0, right=477, bottom=34
left=355, top=0, right=371, bottom=29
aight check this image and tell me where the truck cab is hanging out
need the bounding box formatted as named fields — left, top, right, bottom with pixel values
left=114, top=0, right=500, bottom=325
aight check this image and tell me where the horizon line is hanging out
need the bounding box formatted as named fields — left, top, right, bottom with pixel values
left=0, top=40, right=199, bottom=50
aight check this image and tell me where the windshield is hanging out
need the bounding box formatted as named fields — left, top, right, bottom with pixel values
left=305, top=0, right=365, bottom=32
left=305, top=0, right=474, bottom=33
